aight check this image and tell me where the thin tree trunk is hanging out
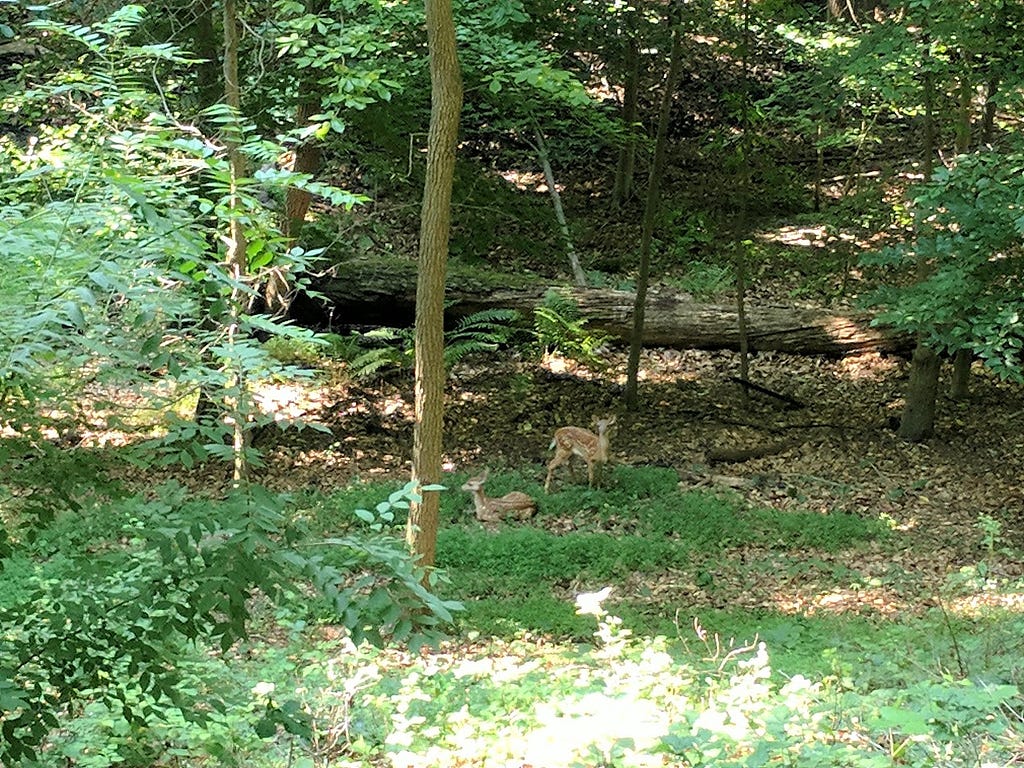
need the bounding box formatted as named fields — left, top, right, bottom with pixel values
left=735, top=0, right=752, bottom=403
left=899, top=33, right=939, bottom=442
left=222, top=0, right=249, bottom=485
left=955, top=70, right=972, bottom=154
left=949, top=64, right=974, bottom=401
left=982, top=74, right=999, bottom=144
left=283, top=99, right=322, bottom=241
left=191, top=0, right=221, bottom=116
left=950, top=348, right=972, bottom=400
left=534, top=128, right=586, bottom=287
left=612, top=37, right=640, bottom=209
left=407, top=0, right=462, bottom=569
left=898, top=345, right=941, bottom=440
left=624, top=21, right=684, bottom=409
left=814, top=121, right=824, bottom=212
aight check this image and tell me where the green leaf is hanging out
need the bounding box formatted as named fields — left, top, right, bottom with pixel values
left=354, top=508, right=375, bottom=523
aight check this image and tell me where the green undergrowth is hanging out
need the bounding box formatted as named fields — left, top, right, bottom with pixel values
left=293, top=465, right=894, bottom=642
left=7, top=469, right=1024, bottom=766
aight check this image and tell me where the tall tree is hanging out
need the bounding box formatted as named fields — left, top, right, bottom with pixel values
left=407, top=0, right=462, bottom=568
left=222, top=0, right=250, bottom=483
left=624, top=12, right=684, bottom=409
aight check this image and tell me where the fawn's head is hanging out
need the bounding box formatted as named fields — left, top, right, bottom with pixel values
left=461, top=470, right=489, bottom=491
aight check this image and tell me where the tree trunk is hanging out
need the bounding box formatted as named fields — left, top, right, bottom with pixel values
left=407, top=0, right=462, bottom=570
left=313, top=263, right=914, bottom=356
left=611, top=37, right=640, bottom=210
left=283, top=99, right=323, bottom=241
left=898, top=345, right=940, bottom=440
left=950, top=348, right=972, bottom=400
left=982, top=74, right=999, bottom=144
left=898, top=31, right=939, bottom=442
left=735, top=0, right=752, bottom=402
left=223, top=0, right=249, bottom=485
left=624, top=21, right=684, bottom=409
left=190, top=0, right=221, bottom=116
left=533, top=127, right=586, bottom=287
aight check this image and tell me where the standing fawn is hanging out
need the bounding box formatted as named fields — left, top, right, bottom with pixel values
left=544, top=416, right=615, bottom=493
left=461, top=470, right=537, bottom=523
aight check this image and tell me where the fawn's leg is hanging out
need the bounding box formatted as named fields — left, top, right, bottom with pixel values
left=545, top=451, right=567, bottom=493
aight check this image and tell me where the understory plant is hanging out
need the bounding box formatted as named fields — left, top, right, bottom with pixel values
left=0, top=7, right=459, bottom=762
left=533, top=290, right=611, bottom=368
left=281, top=590, right=1022, bottom=768
left=342, top=308, right=523, bottom=381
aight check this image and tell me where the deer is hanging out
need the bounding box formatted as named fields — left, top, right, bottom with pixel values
left=544, top=416, right=615, bottom=493
left=461, top=470, right=537, bottom=523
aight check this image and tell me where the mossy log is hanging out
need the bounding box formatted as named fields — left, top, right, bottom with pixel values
left=307, top=259, right=913, bottom=357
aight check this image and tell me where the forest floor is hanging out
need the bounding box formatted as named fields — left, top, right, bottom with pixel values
left=248, top=342, right=1024, bottom=624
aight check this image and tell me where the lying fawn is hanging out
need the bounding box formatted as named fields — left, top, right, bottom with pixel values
left=544, top=416, right=615, bottom=493
left=461, top=471, right=536, bottom=523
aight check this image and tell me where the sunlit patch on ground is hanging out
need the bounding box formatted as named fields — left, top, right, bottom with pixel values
left=253, top=381, right=325, bottom=420
left=775, top=587, right=907, bottom=617
left=758, top=223, right=882, bottom=253
left=498, top=169, right=546, bottom=192
left=947, top=591, right=1024, bottom=615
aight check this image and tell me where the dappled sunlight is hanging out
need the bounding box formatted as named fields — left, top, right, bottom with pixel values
left=253, top=381, right=324, bottom=421
left=761, top=224, right=844, bottom=248
left=832, top=351, right=902, bottom=380
left=947, top=591, right=1024, bottom=616
left=498, top=168, right=547, bottom=192
left=773, top=585, right=906, bottom=617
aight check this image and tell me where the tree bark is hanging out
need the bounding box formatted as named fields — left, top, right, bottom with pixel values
left=898, top=344, right=940, bottom=440
left=950, top=348, right=972, bottom=400
left=407, top=0, right=462, bottom=569
left=190, top=0, right=221, bottom=116
left=312, top=262, right=913, bottom=356
left=283, top=99, right=323, bottom=241
left=611, top=37, right=640, bottom=210
left=533, top=127, right=586, bottom=287
left=223, top=0, right=248, bottom=485
left=625, top=21, right=684, bottom=409
left=898, top=30, right=939, bottom=442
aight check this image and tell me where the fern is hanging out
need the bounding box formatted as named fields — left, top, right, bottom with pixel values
left=342, top=310, right=523, bottom=380
left=444, top=309, right=523, bottom=367
left=533, top=291, right=610, bottom=368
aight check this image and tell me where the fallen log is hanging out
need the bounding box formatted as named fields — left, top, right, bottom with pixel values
left=307, top=258, right=913, bottom=357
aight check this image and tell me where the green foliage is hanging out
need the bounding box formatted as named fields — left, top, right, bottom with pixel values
left=656, top=210, right=717, bottom=264
left=262, top=334, right=329, bottom=366
left=444, top=308, right=526, bottom=366
left=0, top=5, right=340, bottom=476
left=285, top=603, right=1021, bottom=768
left=862, top=149, right=1024, bottom=380
left=668, top=261, right=734, bottom=300
left=0, top=482, right=458, bottom=763
left=438, top=526, right=692, bottom=597
left=533, top=290, right=610, bottom=368
left=341, top=309, right=524, bottom=380
left=0, top=8, right=462, bottom=762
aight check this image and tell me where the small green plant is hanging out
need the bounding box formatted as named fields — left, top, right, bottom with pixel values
left=533, top=290, right=610, bottom=368
left=668, top=261, right=734, bottom=299
left=662, top=210, right=716, bottom=261
left=341, top=309, right=523, bottom=380
left=977, top=513, right=1005, bottom=557
left=444, top=308, right=524, bottom=366
left=262, top=334, right=328, bottom=366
